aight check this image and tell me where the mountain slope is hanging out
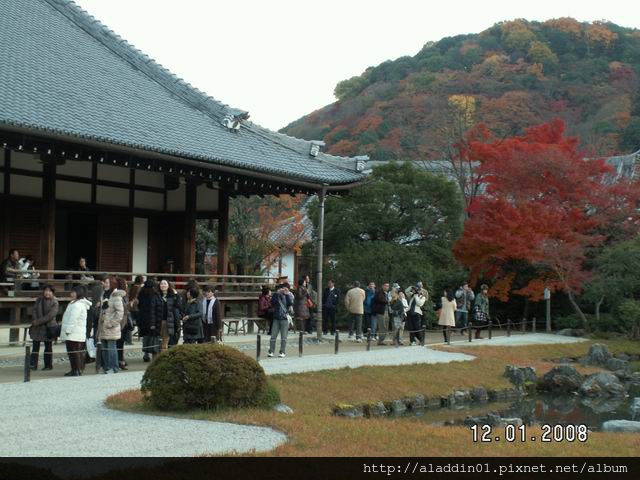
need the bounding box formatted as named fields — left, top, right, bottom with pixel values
left=282, top=18, right=640, bottom=160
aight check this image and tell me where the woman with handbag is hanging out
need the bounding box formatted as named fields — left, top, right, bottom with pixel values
left=182, top=287, right=204, bottom=344
left=29, top=285, right=59, bottom=371
left=293, top=279, right=311, bottom=334
left=60, top=286, right=91, bottom=376
left=157, top=279, right=182, bottom=351
left=97, top=276, right=125, bottom=374
left=472, top=284, right=490, bottom=339
left=257, top=286, right=273, bottom=335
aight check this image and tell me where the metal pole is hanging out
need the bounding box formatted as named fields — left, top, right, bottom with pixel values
left=507, top=318, right=511, bottom=337
left=395, top=328, right=400, bottom=347
left=446, top=326, right=451, bottom=345
left=299, top=331, right=304, bottom=357
left=95, top=343, right=102, bottom=373
left=366, top=328, right=371, bottom=351
left=334, top=330, right=339, bottom=354
left=256, top=334, right=261, bottom=361
left=315, top=187, right=326, bottom=340
left=532, top=316, right=536, bottom=333
left=23, top=345, right=31, bottom=383
left=521, top=318, right=526, bottom=333
left=546, top=298, right=551, bottom=333
left=468, top=323, right=472, bottom=342
left=421, top=324, right=426, bottom=346
left=488, top=319, right=493, bottom=339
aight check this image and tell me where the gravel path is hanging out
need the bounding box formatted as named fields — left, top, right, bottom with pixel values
left=441, top=333, right=588, bottom=348
left=0, top=333, right=585, bottom=460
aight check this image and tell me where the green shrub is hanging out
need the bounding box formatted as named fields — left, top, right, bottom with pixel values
left=554, top=313, right=584, bottom=330
left=141, top=344, right=279, bottom=411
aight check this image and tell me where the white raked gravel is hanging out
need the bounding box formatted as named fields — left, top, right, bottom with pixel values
left=440, top=333, right=588, bottom=348
left=0, top=332, right=585, bottom=459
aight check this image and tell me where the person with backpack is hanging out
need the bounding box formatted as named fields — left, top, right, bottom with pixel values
left=472, top=284, right=490, bottom=339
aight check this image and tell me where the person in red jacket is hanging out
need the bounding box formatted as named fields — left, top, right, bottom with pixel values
left=257, top=286, right=273, bottom=334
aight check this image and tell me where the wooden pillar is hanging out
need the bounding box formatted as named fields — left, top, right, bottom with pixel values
left=183, top=182, right=197, bottom=274
left=39, top=159, right=56, bottom=272
left=217, top=190, right=229, bottom=277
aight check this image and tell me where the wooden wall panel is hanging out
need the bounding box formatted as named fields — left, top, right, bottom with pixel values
left=4, top=202, right=41, bottom=262
left=97, top=214, right=132, bottom=272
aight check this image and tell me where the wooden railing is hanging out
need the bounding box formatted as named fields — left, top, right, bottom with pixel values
left=2, top=269, right=281, bottom=298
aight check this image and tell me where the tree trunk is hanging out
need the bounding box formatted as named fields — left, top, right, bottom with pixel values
left=566, top=290, right=588, bottom=328
left=595, top=296, right=604, bottom=323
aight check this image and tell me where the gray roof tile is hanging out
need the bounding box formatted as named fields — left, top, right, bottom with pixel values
left=0, top=0, right=366, bottom=186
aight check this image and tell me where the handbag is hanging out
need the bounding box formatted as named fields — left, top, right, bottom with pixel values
left=305, top=296, right=314, bottom=309
left=86, top=338, right=97, bottom=359
left=46, top=322, right=61, bottom=340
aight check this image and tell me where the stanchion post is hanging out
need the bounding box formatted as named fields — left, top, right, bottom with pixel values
left=366, top=328, right=371, bottom=351
left=446, top=326, right=451, bottom=345
left=23, top=345, right=31, bottom=383
left=299, top=331, right=303, bottom=357
left=488, top=319, right=493, bottom=339
left=256, top=334, right=261, bottom=361
left=421, top=324, right=426, bottom=346
left=334, top=330, right=339, bottom=354
left=468, top=323, right=473, bottom=342
left=507, top=319, right=511, bottom=337
left=521, top=317, right=526, bottom=333
left=532, top=316, right=537, bottom=333
left=95, top=343, right=102, bottom=373
left=395, top=328, right=400, bottom=347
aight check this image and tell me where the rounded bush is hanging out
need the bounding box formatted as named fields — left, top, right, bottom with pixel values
left=141, top=344, right=279, bottom=411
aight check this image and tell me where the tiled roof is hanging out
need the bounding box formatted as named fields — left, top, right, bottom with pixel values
left=606, top=150, right=640, bottom=180
left=0, top=0, right=366, bottom=186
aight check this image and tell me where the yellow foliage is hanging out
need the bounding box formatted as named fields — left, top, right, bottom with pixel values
left=448, top=94, right=476, bottom=128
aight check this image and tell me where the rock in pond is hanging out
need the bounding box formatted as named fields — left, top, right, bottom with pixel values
left=504, top=366, right=537, bottom=389
left=541, top=365, right=585, bottom=393
left=333, top=404, right=363, bottom=418
left=583, top=343, right=612, bottom=366
left=602, top=420, right=640, bottom=433
left=580, top=372, right=626, bottom=398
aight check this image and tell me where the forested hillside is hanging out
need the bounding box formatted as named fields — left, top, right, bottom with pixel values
left=282, top=18, right=640, bottom=159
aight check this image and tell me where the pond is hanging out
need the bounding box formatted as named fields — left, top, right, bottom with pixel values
left=408, top=394, right=638, bottom=430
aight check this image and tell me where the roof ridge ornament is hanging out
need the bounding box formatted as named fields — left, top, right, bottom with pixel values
left=309, top=140, right=325, bottom=157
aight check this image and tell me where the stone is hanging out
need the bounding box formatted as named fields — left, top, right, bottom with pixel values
left=614, top=353, right=631, bottom=361
left=584, top=343, right=612, bottom=366
left=273, top=403, right=293, bottom=414
left=405, top=394, right=425, bottom=410
left=364, top=401, right=387, bottom=417
left=541, top=365, right=585, bottom=393
left=389, top=399, right=407, bottom=415
left=426, top=396, right=442, bottom=409
left=556, top=328, right=585, bottom=337
left=613, top=369, right=633, bottom=381
left=605, top=357, right=630, bottom=373
left=452, top=389, right=471, bottom=405
left=470, top=386, right=488, bottom=403
left=504, top=365, right=537, bottom=390
left=501, top=417, right=523, bottom=427
left=440, top=396, right=451, bottom=408
left=581, top=396, right=624, bottom=414
left=580, top=372, right=626, bottom=398
left=486, top=412, right=502, bottom=426
left=602, top=420, right=640, bottom=433
left=631, top=398, right=640, bottom=420
left=487, top=389, right=506, bottom=401
left=504, top=388, right=522, bottom=400
left=332, top=404, right=363, bottom=418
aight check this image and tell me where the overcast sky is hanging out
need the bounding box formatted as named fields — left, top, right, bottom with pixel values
left=75, top=0, right=638, bottom=131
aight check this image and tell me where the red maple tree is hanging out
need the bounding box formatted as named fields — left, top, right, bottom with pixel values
left=454, top=119, right=640, bottom=324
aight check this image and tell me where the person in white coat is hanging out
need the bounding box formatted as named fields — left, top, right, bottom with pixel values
left=406, top=285, right=428, bottom=345
left=438, top=288, right=457, bottom=343
left=60, top=286, right=92, bottom=376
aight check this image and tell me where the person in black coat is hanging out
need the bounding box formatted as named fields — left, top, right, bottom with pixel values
left=157, top=279, right=182, bottom=351
left=321, top=279, right=340, bottom=335
left=373, top=283, right=390, bottom=345
left=137, top=280, right=161, bottom=362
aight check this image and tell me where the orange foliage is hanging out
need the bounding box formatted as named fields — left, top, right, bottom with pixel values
left=328, top=139, right=357, bottom=156
left=353, top=115, right=383, bottom=135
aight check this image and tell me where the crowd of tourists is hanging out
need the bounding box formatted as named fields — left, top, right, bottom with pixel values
left=2, top=247, right=492, bottom=371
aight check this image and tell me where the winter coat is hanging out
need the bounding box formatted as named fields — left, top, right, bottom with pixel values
left=158, top=291, right=183, bottom=337
left=137, top=289, right=161, bottom=336
left=98, top=289, right=125, bottom=341
left=438, top=297, right=457, bottom=327
left=29, top=296, right=60, bottom=342
left=455, top=287, right=475, bottom=312
left=322, top=287, right=340, bottom=310
left=60, top=298, right=92, bottom=342
left=372, top=289, right=390, bottom=315
left=272, top=291, right=293, bottom=321
left=390, top=297, right=406, bottom=320
left=293, top=286, right=311, bottom=320
left=182, top=299, right=204, bottom=341
left=0, top=257, right=18, bottom=282
left=408, top=293, right=427, bottom=317
left=363, top=287, right=375, bottom=314
left=344, top=287, right=366, bottom=315
left=258, top=294, right=272, bottom=316
left=474, top=292, right=490, bottom=318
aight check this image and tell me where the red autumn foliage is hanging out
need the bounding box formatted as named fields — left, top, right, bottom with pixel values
left=454, top=119, right=640, bottom=305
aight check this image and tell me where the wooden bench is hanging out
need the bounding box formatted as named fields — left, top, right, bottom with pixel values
left=222, top=317, right=269, bottom=335
left=223, top=318, right=246, bottom=335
